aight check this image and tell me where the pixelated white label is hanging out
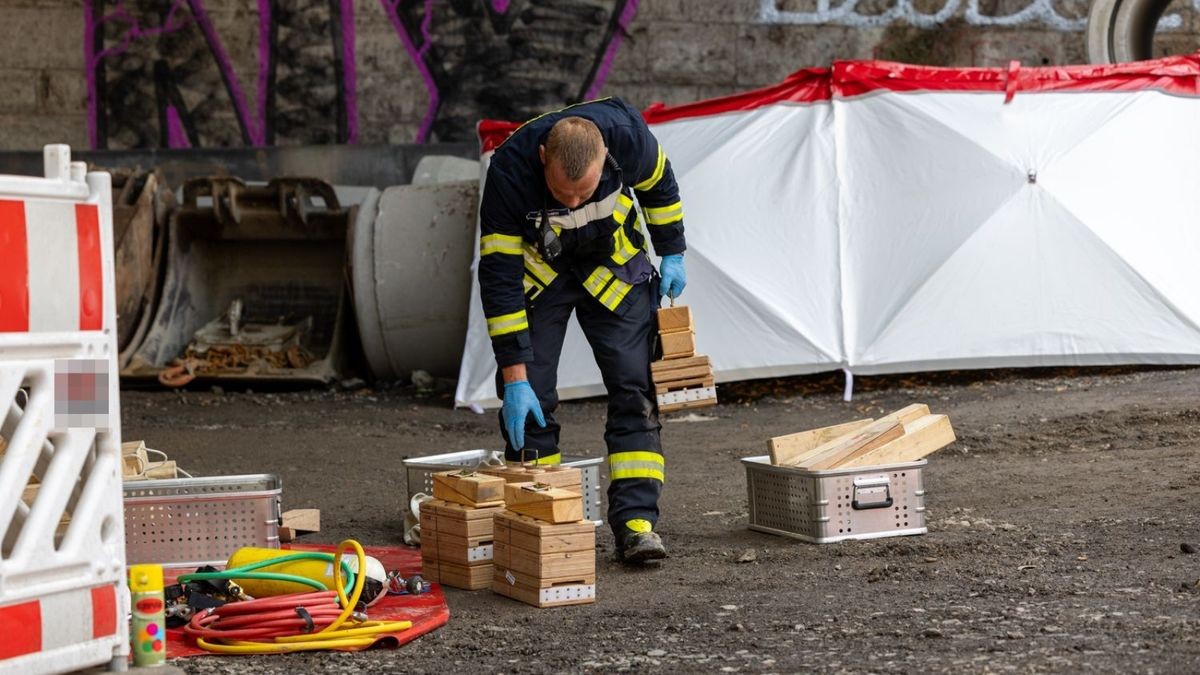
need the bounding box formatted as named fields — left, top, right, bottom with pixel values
left=505, top=570, right=516, bottom=586
left=53, top=358, right=111, bottom=431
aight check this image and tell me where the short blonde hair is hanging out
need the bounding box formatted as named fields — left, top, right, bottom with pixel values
left=544, top=117, right=604, bottom=180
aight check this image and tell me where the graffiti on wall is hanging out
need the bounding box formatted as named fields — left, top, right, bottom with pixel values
left=84, top=0, right=357, bottom=149
left=83, top=0, right=638, bottom=148
left=758, top=0, right=1197, bottom=30
left=379, top=0, right=639, bottom=142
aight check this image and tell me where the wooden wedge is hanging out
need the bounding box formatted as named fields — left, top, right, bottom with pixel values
left=793, top=420, right=904, bottom=470
left=433, top=470, right=506, bottom=507
left=768, top=418, right=874, bottom=466
left=504, top=483, right=584, bottom=523
left=840, top=415, right=956, bottom=468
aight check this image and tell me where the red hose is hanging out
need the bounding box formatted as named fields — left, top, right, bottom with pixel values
left=184, top=591, right=346, bottom=641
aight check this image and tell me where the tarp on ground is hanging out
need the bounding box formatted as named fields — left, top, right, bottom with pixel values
left=456, top=55, right=1200, bottom=408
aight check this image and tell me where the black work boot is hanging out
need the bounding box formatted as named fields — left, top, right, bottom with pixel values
left=616, top=519, right=667, bottom=564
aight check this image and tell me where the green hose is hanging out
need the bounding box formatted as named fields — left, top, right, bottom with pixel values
left=178, top=552, right=357, bottom=596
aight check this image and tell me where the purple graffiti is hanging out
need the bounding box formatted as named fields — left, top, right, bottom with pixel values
left=382, top=0, right=440, bottom=143
left=84, top=0, right=358, bottom=149
left=381, top=0, right=641, bottom=143
left=587, top=1, right=639, bottom=101
left=341, top=0, right=359, bottom=144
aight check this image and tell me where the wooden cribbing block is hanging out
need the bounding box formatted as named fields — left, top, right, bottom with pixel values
left=492, top=569, right=596, bottom=608
left=653, top=364, right=711, bottom=383
left=280, top=508, right=321, bottom=542
left=479, top=465, right=582, bottom=493
left=794, top=419, right=904, bottom=471
left=420, top=499, right=503, bottom=539
left=839, top=415, right=956, bottom=468
left=656, top=305, right=693, bottom=334
left=493, top=542, right=595, bottom=579
left=504, top=483, right=584, bottom=523
left=654, top=375, right=714, bottom=395
left=769, top=419, right=874, bottom=466
left=426, top=559, right=493, bottom=591
left=659, top=330, right=696, bottom=359
left=491, top=510, right=596, bottom=607
left=651, top=355, right=709, bottom=377
left=433, top=470, right=506, bottom=507
left=493, top=510, right=594, bottom=555
left=421, top=528, right=493, bottom=564
left=658, top=397, right=718, bottom=414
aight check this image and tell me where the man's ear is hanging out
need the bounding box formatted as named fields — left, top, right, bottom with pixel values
left=538, top=145, right=546, bottom=165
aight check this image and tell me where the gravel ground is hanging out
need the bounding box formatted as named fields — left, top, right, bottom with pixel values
left=120, top=365, right=1200, bottom=674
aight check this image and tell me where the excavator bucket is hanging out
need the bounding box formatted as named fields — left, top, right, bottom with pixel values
left=120, top=176, right=352, bottom=386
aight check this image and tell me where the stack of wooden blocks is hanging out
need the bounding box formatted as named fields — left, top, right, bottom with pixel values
left=421, top=470, right=507, bottom=590
left=489, top=466, right=597, bottom=608
left=768, top=404, right=956, bottom=470
left=651, top=304, right=717, bottom=413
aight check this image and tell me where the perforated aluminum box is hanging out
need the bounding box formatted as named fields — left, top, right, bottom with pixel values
left=404, top=449, right=604, bottom=524
left=124, top=474, right=282, bottom=569
left=741, top=456, right=927, bottom=543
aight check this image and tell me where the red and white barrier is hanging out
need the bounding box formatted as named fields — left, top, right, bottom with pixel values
left=0, top=145, right=127, bottom=674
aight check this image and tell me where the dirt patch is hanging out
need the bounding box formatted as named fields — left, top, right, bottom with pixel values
left=130, top=367, right=1200, bottom=673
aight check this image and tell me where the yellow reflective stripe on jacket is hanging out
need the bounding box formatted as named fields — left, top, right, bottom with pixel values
left=644, top=201, right=683, bottom=226
left=612, top=193, right=634, bottom=225
left=486, top=309, right=528, bottom=337
left=611, top=221, right=641, bottom=266
left=524, top=245, right=558, bottom=286
left=480, top=233, right=523, bottom=256
left=505, top=452, right=561, bottom=466
left=634, top=144, right=667, bottom=192
left=583, top=266, right=615, bottom=297
left=610, top=451, right=665, bottom=482
left=597, top=275, right=633, bottom=311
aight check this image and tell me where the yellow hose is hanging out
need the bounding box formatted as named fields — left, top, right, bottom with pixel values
left=195, top=539, right=412, bottom=655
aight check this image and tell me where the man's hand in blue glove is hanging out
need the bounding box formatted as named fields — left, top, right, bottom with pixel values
left=659, top=254, right=687, bottom=300
left=502, top=380, right=545, bottom=451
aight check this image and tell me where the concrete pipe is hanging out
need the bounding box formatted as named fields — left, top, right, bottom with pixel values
left=350, top=180, right=480, bottom=381
left=1087, top=0, right=1174, bottom=63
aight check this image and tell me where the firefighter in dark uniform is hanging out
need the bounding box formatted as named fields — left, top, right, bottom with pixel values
left=478, top=98, right=687, bottom=563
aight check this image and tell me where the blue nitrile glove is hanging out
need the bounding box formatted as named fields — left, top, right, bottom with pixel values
left=659, top=254, right=686, bottom=300
left=502, top=380, right=545, bottom=451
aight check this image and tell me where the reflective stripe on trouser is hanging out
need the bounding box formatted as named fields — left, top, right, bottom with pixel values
left=494, top=276, right=662, bottom=535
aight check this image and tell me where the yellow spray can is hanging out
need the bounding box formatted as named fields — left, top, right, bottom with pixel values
left=128, top=564, right=166, bottom=667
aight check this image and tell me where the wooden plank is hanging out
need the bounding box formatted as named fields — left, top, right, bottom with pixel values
left=878, top=403, right=930, bottom=426
left=654, top=376, right=714, bottom=395
left=435, top=559, right=493, bottom=591
left=280, top=508, right=321, bottom=543
left=652, top=364, right=712, bottom=383
left=421, top=500, right=502, bottom=539
left=432, top=470, right=505, bottom=507
left=794, top=420, right=904, bottom=470
left=493, top=541, right=595, bottom=579
left=504, top=483, right=584, bottom=523
left=768, top=419, right=875, bottom=466
left=656, top=306, right=693, bottom=334
left=492, top=571, right=596, bottom=608
left=840, top=415, right=956, bottom=468
left=658, top=396, right=718, bottom=414
left=660, top=330, right=695, bottom=359
left=650, top=354, right=709, bottom=375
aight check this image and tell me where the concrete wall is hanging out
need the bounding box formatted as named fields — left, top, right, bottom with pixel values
left=2, top=0, right=1197, bottom=152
